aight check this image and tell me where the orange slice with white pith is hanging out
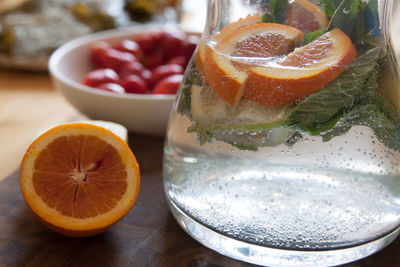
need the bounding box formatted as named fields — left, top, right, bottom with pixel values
left=243, top=28, right=357, bottom=106
left=200, top=23, right=304, bottom=105
left=195, top=14, right=263, bottom=77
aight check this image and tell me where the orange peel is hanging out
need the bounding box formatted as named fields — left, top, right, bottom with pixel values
left=243, top=28, right=357, bottom=106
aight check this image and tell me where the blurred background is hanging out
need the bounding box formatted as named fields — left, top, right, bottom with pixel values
left=0, top=0, right=207, bottom=71
left=0, top=0, right=399, bottom=71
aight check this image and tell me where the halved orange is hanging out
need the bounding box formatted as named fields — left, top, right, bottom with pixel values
left=243, top=28, right=357, bottom=106
left=286, top=0, right=329, bottom=33
left=195, top=14, right=262, bottom=78
left=201, top=23, right=304, bottom=105
left=20, top=123, right=140, bottom=237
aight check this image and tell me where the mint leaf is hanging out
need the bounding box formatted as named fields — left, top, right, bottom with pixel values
left=365, top=0, right=380, bottom=36
left=262, top=13, right=273, bottom=23
left=319, top=0, right=342, bottom=18
left=320, top=66, right=379, bottom=141
left=321, top=100, right=400, bottom=153
left=177, top=80, right=193, bottom=119
left=321, top=104, right=396, bottom=143
left=326, top=0, right=380, bottom=44
left=263, top=0, right=289, bottom=24
left=177, top=61, right=202, bottom=119
left=287, top=47, right=380, bottom=133
left=328, top=0, right=364, bottom=41
left=271, top=0, right=289, bottom=24
left=304, top=28, right=327, bottom=44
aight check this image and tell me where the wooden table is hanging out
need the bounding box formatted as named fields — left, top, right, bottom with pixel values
left=2, top=70, right=400, bottom=266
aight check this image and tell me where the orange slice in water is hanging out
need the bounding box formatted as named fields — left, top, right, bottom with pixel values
left=195, top=14, right=262, bottom=77
left=201, top=23, right=304, bottom=105
left=286, top=0, right=329, bottom=33
left=243, top=28, right=357, bottom=106
left=20, top=123, right=140, bottom=237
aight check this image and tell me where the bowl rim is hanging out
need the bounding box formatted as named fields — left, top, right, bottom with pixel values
left=48, top=24, right=181, bottom=101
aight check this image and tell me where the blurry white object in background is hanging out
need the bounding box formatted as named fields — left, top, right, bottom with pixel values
left=177, top=0, right=206, bottom=33
left=36, top=121, right=128, bottom=142
left=392, top=1, right=400, bottom=58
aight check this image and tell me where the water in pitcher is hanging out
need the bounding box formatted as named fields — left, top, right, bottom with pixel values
left=164, top=0, right=400, bottom=265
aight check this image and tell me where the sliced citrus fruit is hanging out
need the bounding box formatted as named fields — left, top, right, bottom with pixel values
left=195, top=14, right=262, bottom=78
left=243, top=28, right=357, bottom=106
left=285, top=0, right=329, bottom=33
left=191, top=83, right=288, bottom=125
left=190, top=83, right=290, bottom=148
left=201, top=23, right=304, bottom=105
left=20, top=123, right=140, bottom=237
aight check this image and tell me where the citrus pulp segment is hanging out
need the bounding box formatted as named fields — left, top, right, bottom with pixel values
left=202, top=23, right=304, bottom=105
left=20, top=123, right=140, bottom=237
left=243, top=28, right=357, bottom=106
left=285, top=0, right=329, bottom=33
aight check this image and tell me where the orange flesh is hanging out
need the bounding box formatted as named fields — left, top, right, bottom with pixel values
left=285, top=0, right=329, bottom=33
left=286, top=3, right=320, bottom=33
left=280, top=35, right=332, bottom=67
left=32, top=135, right=127, bottom=219
left=233, top=33, right=294, bottom=58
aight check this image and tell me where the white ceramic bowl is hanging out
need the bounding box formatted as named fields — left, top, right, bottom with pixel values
left=48, top=25, right=179, bottom=136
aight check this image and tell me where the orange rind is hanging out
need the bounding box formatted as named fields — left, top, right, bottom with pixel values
left=243, top=28, right=357, bottom=106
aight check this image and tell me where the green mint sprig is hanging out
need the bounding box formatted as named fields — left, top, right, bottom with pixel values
left=262, top=0, right=289, bottom=24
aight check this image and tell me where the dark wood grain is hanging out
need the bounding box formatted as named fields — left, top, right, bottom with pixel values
left=0, top=134, right=400, bottom=267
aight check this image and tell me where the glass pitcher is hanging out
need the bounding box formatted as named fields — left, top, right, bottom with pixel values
left=163, top=0, right=400, bottom=265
